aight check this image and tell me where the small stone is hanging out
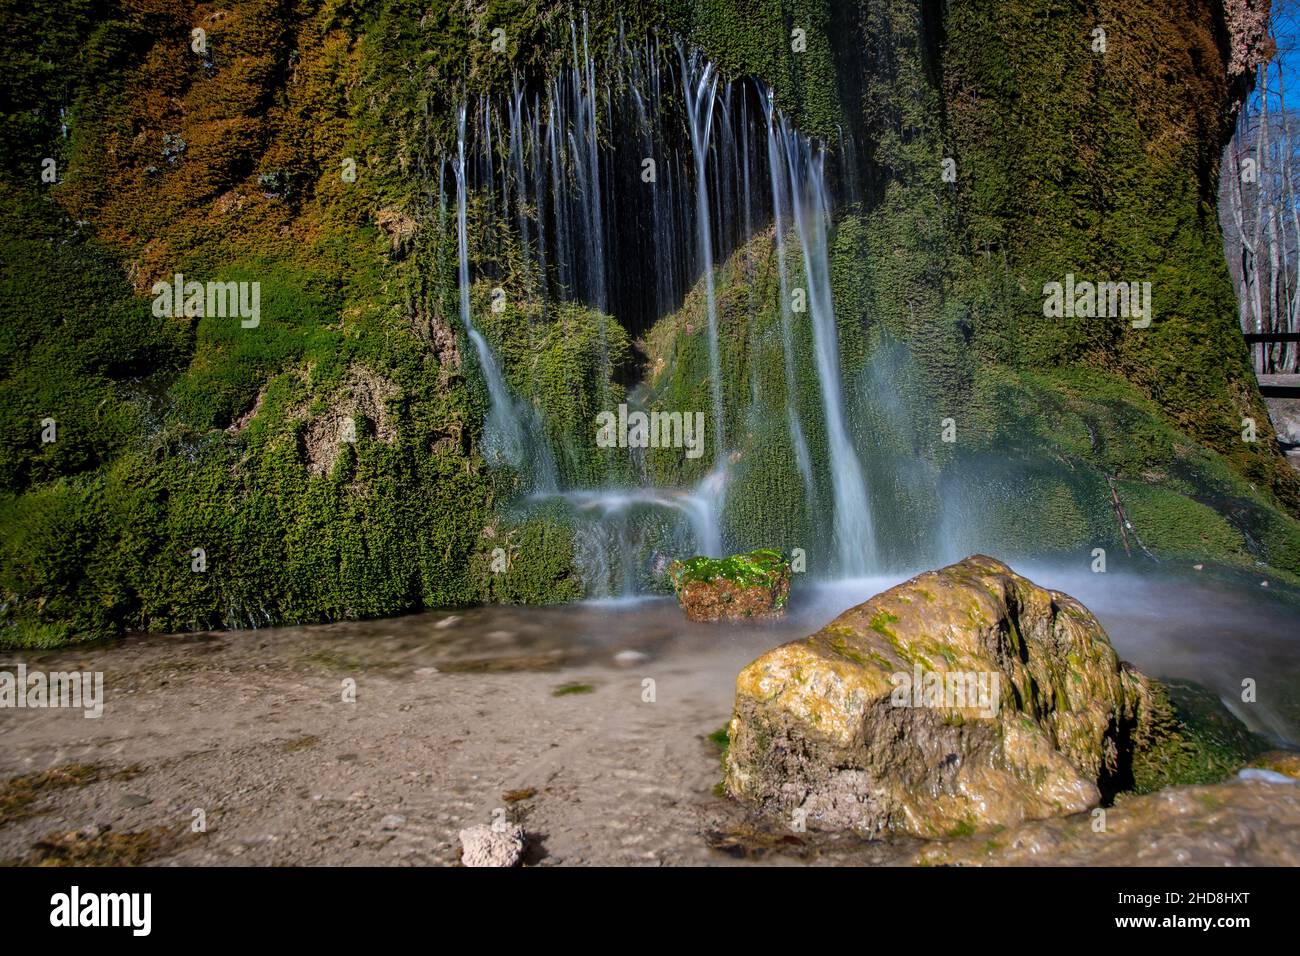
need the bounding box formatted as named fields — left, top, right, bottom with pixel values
left=119, top=794, right=152, bottom=808
left=434, top=616, right=461, bottom=630
left=380, top=814, right=406, bottom=831
left=459, top=823, right=526, bottom=867
left=614, top=650, right=648, bottom=665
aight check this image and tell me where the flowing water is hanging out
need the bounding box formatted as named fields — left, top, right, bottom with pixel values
left=763, top=92, right=817, bottom=512
left=776, top=114, right=875, bottom=574
left=454, top=105, right=558, bottom=494
left=443, top=32, right=882, bottom=591
left=680, top=46, right=726, bottom=456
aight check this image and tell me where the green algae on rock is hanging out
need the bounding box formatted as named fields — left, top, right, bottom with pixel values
left=669, top=549, right=792, bottom=622
left=722, top=555, right=1222, bottom=837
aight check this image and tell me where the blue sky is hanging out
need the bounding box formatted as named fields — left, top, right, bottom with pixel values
left=1272, top=1, right=1300, bottom=102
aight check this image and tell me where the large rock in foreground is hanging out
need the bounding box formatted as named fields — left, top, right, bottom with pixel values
left=724, top=555, right=1163, bottom=837
left=669, top=549, right=791, bottom=622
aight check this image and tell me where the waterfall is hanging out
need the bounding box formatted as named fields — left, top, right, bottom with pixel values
left=762, top=92, right=817, bottom=512
left=454, top=106, right=558, bottom=494
left=780, top=116, right=876, bottom=573
left=438, top=31, right=882, bottom=591
left=555, top=463, right=728, bottom=597
left=680, top=46, right=725, bottom=459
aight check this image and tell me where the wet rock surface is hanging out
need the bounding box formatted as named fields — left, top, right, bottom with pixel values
left=911, top=777, right=1300, bottom=866
left=724, top=556, right=1227, bottom=837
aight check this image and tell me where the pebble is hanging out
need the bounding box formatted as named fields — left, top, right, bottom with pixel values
left=459, top=824, right=526, bottom=867
left=379, top=814, right=406, bottom=830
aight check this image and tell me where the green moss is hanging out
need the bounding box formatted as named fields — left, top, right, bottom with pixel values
left=669, top=548, right=790, bottom=589
left=1130, top=679, right=1270, bottom=795
left=942, top=0, right=1300, bottom=521
left=552, top=681, right=595, bottom=697
left=708, top=726, right=730, bottom=752
left=868, top=609, right=899, bottom=639
left=946, top=819, right=977, bottom=839
left=475, top=515, right=585, bottom=605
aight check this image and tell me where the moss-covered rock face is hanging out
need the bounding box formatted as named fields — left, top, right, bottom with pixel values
left=1130, top=678, right=1271, bottom=794
left=723, top=555, right=1243, bottom=837
left=939, top=0, right=1296, bottom=504
left=3, top=0, right=1299, bottom=646
left=669, top=548, right=791, bottom=620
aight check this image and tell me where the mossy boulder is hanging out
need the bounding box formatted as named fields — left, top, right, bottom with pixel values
left=668, top=549, right=791, bottom=622
left=723, top=555, right=1190, bottom=837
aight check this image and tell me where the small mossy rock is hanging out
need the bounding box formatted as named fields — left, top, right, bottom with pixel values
left=724, top=555, right=1166, bottom=837
left=668, top=549, right=791, bottom=622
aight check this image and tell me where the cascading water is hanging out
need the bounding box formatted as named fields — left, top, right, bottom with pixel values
left=438, top=29, right=878, bottom=592
left=762, top=92, right=817, bottom=513
left=780, top=117, right=876, bottom=574
left=680, top=46, right=726, bottom=458
left=453, top=106, right=558, bottom=494
left=554, top=464, right=728, bottom=596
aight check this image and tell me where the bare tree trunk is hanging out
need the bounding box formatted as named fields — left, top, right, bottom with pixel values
left=1281, top=60, right=1300, bottom=371
left=1228, top=114, right=1259, bottom=358
left=1268, top=192, right=1281, bottom=372
left=1252, top=64, right=1271, bottom=371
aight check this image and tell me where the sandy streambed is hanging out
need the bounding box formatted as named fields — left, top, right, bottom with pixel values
left=2, top=569, right=1298, bottom=866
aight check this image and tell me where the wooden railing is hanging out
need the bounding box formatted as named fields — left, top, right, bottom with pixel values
left=1246, top=332, right=1300, bottom=397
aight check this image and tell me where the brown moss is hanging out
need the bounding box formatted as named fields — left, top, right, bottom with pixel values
left=0, top=763, right=142, bottom=828
left=6, top=824, right=188, bottom=867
